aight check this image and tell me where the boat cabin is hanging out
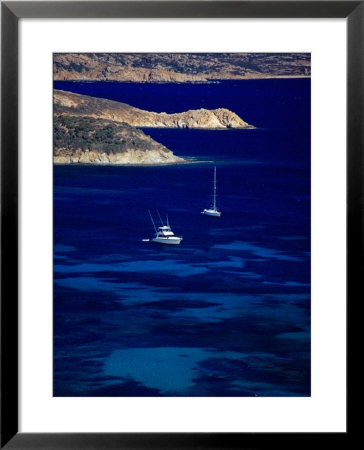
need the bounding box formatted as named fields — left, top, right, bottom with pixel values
left=157, top=226, right=174, bottom=236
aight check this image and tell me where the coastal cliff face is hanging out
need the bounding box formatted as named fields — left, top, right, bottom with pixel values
left=54, top=115, right=184, bottom=165
left=54, top=53, right=311, bottom=82
left=54, top=90, right=254, bottom=129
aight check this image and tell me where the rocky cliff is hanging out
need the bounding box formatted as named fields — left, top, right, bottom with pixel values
left=54, top=53, right=311, bottom=82
left=54, top=90, right=254, bottom=129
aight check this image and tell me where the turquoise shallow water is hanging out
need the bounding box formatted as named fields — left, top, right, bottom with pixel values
left=54, top=79, right=310, bottom=396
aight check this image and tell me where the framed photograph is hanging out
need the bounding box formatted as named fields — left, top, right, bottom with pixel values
left=1, top=1, right=357, bottom=448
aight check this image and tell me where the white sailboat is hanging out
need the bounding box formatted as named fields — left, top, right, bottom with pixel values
left=148, top=210, right=183, bottom=245
left=201, top=167, right=221, bottom=217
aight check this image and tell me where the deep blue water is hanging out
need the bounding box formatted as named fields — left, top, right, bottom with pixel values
left=54, top=79, right=311, bottom=396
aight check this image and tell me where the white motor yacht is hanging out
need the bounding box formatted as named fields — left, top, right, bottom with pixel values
left=148, top=211, right=183, bottom=245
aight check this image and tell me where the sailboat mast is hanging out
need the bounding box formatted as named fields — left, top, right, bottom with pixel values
left=213, top=166, right=217, bottom=210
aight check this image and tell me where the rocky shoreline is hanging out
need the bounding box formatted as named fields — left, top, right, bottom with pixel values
left=54, top=148, right=186, bottom=165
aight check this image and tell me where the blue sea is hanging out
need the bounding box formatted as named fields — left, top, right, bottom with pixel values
left=54, top=79, right=311, bottom=397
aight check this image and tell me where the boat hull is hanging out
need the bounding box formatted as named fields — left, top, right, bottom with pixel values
left=152, top=237, right=182, bottom=245
left=201, top=209, right=221, bottom=217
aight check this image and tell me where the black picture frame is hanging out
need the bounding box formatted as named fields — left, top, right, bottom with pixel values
left=1, top=1, right=358, bottom=448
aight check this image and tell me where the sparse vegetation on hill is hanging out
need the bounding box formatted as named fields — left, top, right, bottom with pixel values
left=54, top=115, right=167, bottom=155
left=53, top=115, right=184, bottom=165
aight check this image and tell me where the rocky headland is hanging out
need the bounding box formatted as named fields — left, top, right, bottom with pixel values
left=54, top=115, right=185, bottom=165
left=54, top=88, right=254, bottom=165
left=54, top=90, right=254, bottom=130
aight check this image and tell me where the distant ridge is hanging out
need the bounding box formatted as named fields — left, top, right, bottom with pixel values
left=54, top=53, right=311, bottom=82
